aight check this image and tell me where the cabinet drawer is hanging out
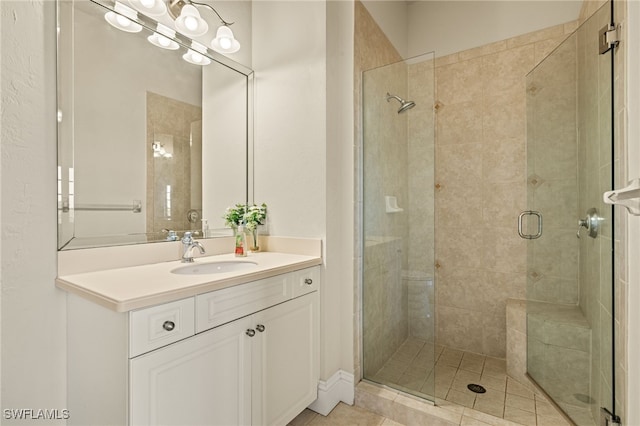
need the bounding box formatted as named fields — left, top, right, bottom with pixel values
left=292, top=266, right=320, bottom=298
left=130, top=297, right=195, bottom=358
left=196, top=274, right=290, bottom=333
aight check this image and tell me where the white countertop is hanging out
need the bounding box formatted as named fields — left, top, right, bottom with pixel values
left=56, top=251, right=322, bottom=313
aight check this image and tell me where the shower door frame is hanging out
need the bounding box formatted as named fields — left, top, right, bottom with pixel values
left=523, top=2, right=618, bottom=424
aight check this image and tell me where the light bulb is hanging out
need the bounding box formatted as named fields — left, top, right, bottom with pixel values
left=219, top=37, right=231, bottom=50
left=211, top=25, right=240, bottom=54
left=127, top=0, right=166, bottom=16
left=174, top=5, right=207, bottom=37
left=184, top=15, right=198, bottom=31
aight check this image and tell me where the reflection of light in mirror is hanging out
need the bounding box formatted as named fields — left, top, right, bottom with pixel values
left=152, top=142, right=173, bottom=158
left=183, top=49, right=211, bottom=66
left=104, top=2, right=142, bottom=33
left=165, top=185, right=172, bottom=218
left=148, top=23, right=179, bottom=50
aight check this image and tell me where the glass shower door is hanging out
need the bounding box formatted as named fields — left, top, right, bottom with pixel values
left=361, top=52, right=436, bottom=401
left=524, top=3, right=615, bottom=425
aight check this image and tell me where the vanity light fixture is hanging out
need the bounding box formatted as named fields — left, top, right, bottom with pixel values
left=182, top=41, right=211, bottom=66
left=167, top=0, right=240, bottom=53
left=147, top=23, right=179, bottom=50
left=105, top=2, right=143, bottom=33
left=105, top=0, right=240, bottom=65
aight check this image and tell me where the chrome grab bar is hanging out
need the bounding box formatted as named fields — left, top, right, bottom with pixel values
left=518, top=211, right=542, bottom=239
left=60, top=199, right=142, bottom=213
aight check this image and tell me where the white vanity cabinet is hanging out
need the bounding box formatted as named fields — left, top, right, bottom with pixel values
left=66, top=265, right=320, bottom=426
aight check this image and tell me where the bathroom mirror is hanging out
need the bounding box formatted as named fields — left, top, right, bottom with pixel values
left=57, top=0, right=254, bottom=250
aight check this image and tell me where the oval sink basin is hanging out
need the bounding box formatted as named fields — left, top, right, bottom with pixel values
left=171, top=260, right=258, bottom=275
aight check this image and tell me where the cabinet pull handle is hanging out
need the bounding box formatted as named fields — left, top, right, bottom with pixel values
left=304, top=278, right=313, bottom=285
left=256, top=324, right=265, bottom=332
left=246, top=329, right=256, bottom=337
left=162, top=321, right=176, bottom=331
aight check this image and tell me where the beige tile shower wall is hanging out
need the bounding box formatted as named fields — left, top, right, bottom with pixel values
left=361, top=54, right=410, bottom=376
left=527, top=34, right=579, bottom=308
left=362, top=238, right=407, bottom=376
left=146, top=92, right=202, bottom=235
left=407, top=61, right=436, bottom=280
left=434, top=22, right=578, bottom=358
left=354, top=0, right=404, bottom=381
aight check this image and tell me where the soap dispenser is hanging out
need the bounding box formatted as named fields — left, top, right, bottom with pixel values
left=202, top=219, right=209, bottom=238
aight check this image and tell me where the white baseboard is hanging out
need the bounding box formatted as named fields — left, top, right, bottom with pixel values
left=307, top=370, right=355, bottom=416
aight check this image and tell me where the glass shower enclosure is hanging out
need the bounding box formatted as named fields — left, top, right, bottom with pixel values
left=524, top=3, right=616, bottom=425
left=361, top=52, right=436, bottom=400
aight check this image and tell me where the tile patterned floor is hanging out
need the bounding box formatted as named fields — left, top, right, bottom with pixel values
left=288, top=403, right=402, bottom=426
left=290, top=338, right=576, bottom=425
left=367, top=338, right=570, bottom=426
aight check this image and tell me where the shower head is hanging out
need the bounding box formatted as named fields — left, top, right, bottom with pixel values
left=386, top=92, right=416, bottom=114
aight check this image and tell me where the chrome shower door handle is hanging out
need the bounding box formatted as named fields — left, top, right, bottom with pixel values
left=518, top=211, right=543, bottom=239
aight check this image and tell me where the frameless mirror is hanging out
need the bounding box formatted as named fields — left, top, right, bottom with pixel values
left=57, top=0, right=253, bottom=250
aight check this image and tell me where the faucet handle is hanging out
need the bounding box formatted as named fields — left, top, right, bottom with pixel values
left=181, top=231, right=193, bottom=244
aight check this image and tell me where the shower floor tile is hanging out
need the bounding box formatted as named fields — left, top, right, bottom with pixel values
left=369, top=337, right=572, bottom=426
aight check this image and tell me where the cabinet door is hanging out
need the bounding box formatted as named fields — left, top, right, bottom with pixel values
left=251, top=292, right=319, bottom=426
left=130, top=316, right=253, bottom=426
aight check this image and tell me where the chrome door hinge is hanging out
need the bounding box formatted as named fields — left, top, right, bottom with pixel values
left=600, top=24, right=620, bottom=54
left=600, top=408, right=621, bottom=426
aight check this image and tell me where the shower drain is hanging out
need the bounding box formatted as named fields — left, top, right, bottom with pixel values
left=467, top=384, right=487, bottom=394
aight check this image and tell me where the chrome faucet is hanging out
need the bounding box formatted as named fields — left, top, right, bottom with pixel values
left=181, top=231, right=205, bottom=263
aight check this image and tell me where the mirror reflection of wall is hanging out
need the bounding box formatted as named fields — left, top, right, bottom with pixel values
left=146, top=92, right=202, bottom=235
left=57, top=0, right=253, bottom=250
left=73, top=3, right=202, bottom=239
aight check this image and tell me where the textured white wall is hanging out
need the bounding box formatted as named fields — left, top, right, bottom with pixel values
left=1, top=0, right=67, bottom=422
left=252, top=0, right=358, bottom=385
left=252, top=1, right=326, bottom=239
left=326, top=0, right=355, bottom=377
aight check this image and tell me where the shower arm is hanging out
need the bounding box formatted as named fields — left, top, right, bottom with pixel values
left=385, top=93, right=404, bottom=104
